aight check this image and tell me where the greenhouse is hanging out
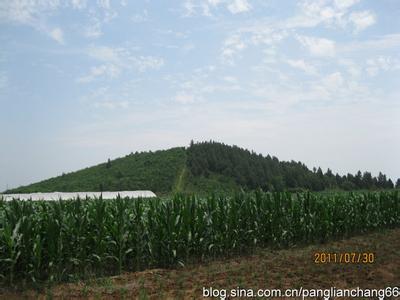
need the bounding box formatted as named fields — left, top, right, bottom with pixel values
left=0, top=191, right=156, bottom=201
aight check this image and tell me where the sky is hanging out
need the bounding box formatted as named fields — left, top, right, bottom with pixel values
left=0, top=0, right=399, bottom=190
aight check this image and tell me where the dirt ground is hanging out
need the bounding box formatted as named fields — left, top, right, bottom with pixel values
left=1, top=228, right=399, bottom=299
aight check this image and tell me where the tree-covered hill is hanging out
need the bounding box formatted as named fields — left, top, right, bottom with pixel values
left=6, top=147, right=187, bottom=194
left=4, top=141, right=398, bottom=194
left=187, top=141, right=397, bottom=192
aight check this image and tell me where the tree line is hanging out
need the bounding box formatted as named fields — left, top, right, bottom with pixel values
left=187, top=141, right=399, bottom=192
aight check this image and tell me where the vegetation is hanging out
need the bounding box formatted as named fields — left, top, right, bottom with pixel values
left=1, top=190, right=399, bottom=286
left=6, top=147, right=186, bottom=194
left=3, top=228, right=399, bottom=299
left=5, top=141, right=398, bottom=194
left=187, top=141, right=397, bottom=192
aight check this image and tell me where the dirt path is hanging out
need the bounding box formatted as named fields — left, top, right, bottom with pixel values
left=174, top=166, right=187, bottom=193
left=2, top=228, right=399, bottom=299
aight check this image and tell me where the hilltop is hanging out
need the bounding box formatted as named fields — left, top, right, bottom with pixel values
left=5, top=141, right=397, bottom=194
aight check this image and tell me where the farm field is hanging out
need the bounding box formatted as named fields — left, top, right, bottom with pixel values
left=3, top=0, right=400, bottom=298
left=1, top=227, right=399, bottom=299
left=0, top=190, right=399, bottom=290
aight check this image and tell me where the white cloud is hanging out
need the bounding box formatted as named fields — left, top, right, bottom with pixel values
left=0, top=0, right=60, bottom=24
left=218, top=23, right=287, bottom=65
left=183, top=1, right=211, bottom=17
left=183, top=0, right=251, bottom=16
left=71, top=0, right=87, bottom=10
left=0, top=1, right=68, bottom=44
left=227, top=0, right=251, bottom=14
left=223, top=76, right=237, bottom=83
left=297, top=35, right=336, bottom=57
left=340, top=34, right=400, bottom=53
left=94, top=100, right=129, bottom=109
left=333, top=0, right=360, bottom=10
left=366, top=56, right=400, bottom=76
left=287, top=59, right=317, bottom=75
left=0, top=0, right=116, bottom=43
left=287, top=1, right=345, bottom=29
left=182, top=1, right=195, bottom=16
left=87, top=46, right=122, bottom=63
left=338, top=59, right=361, bottom=78
left=322, top=72, right=344, bottom=91
left=87, top=46, right=164, bottom=72
left=166, top=66, right=242, bottom=106
left=77, top=64, right=120, bottom=83
left=80, top=86, right=130, bottom=110
left=286, top=0, right=373, bottom=34
left=174, top=91, right=197, bottom=104
left=225, top=26, right=286, bottom=56
left=84, top=18, right=102, bottom=38
left=79, top=46, right=164, bottom=82
left=349, top=10, right=376, bottom=33
left=97, top=0, right=110, bottom=10
left=221, top=33, right=246, bottom=64
left=80, top=0, right=117, bottom=39
left=245, top=26, right=287, bottom=46
left=182, top=43, right=195, bottom=52
left=262, top=47, right=278, bottom=64
left=131, top=56, right=164, bottom=72
left=131, top=10, right=148, bottom=23
left=49, top=27, right=64, bottom=44
left=208, top=0, right=223, bottom=6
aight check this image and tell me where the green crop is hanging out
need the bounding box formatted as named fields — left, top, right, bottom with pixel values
left=0, top=190, right=399, bottom=286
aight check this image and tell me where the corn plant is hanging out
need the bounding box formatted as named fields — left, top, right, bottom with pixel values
left=0, top=190, right=399, bottom=286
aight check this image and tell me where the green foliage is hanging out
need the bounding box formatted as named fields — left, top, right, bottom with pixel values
left=186, top=141, right=396, bottom=192
left=5, top=141, right=397, bottom=194
left=7, top=148, right=187, bottom=194
left=0, top=190, right=399, bottom=286
left=184, top=172, right=239, bottom=195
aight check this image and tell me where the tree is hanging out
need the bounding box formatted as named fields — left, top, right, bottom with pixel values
left=341, top=180, right=356, bottom=191
left=362, top=172, right=373, bottom=189
left=387, top=179, right=394, bottom=189
left=311, top=168, right=323, bottom=190
left=396, top=178, right=400, bottom=189
left=325, top=168, right=334, bottom=177
left=354, top=171, right=362, bottom=188
left=377, top=172, right=387, bottom=188
left=271, top=176, right=285, bottom=192
left=335, top=173, right=342, bottom=186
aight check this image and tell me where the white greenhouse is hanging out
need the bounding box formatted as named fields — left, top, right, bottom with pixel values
left=0, top=191, right=156, bottom=201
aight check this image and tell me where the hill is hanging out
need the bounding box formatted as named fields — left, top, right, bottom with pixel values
left=5, top=141, right=398, bottom=194
left=6, top=147, right=187, bottom=195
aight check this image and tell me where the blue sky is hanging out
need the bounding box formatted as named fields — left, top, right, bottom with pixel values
left=0, top=0, right=399, bottom=190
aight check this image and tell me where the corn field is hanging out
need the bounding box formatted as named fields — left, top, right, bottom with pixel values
left=0, top=191, right=399, bottom=285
